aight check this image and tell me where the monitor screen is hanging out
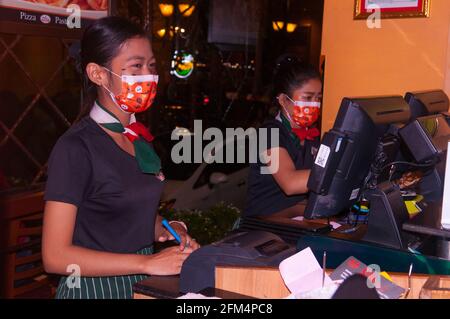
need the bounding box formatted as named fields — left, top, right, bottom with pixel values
left=400, top=114, right=450, bottom=163
left=305, top=96, right=410, bottom=219
left=418, top=116, right=450, bottom=153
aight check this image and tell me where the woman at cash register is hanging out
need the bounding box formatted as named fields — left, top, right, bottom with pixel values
left=42, top=17, right=199, bottom=299
left=244, top=55, right=323, bottom=217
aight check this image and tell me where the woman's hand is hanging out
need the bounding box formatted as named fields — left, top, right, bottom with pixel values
left=142, top=246, right=194, bottom=276
left=158, top=222, right=201, bottom=251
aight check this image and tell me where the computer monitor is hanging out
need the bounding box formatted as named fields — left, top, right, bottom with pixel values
left=304, top=96, right=411, bottom=219
left=405, top=90, right=449, bottom=120
left=399, top=114, right=450, bottom=202
left=399, top=90, right=450, bottom=201
left=399, top=114, right=450, bottom=163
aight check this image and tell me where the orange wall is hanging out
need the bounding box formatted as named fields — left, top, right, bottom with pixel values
left=321, top=0, right=450, bottom=132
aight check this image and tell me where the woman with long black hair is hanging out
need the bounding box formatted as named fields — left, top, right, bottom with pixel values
left=42, top=17, right=199, bottom=299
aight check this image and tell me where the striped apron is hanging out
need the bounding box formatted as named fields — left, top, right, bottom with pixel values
left=55, top=246, right=153, bottom=299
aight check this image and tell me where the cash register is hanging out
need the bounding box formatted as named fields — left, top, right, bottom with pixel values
left=237, top=90, right=450, bottom=275
left=399, top=93, right=450, bottom=258
left=179, top=231, right=296, bottom=293
left=304, top=94, right=414, bottom=248
left=299, top=90, right=450, bottom=272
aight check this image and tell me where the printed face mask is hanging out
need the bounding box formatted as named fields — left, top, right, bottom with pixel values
left=104, top=68, right=159, bottom=113
left=284, top=95, right=321, bottom=128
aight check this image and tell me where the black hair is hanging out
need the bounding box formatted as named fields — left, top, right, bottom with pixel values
left=272, top=54, right=321, bottom=102
left=78, top=16, right=147, bottom=119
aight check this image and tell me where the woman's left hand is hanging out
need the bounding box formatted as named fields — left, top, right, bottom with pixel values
left=158, top=223, right=201, bottom=251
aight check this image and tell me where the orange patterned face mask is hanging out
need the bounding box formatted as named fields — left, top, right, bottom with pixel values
left=104, top=68, right=159, bottom=113
left=285, top=95, right=321, bottom=128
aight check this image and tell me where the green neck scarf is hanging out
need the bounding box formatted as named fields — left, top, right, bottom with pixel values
left=90, top=101, right=161, bottom=175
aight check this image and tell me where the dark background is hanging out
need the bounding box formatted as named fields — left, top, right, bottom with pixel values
left=0, top=0, right=324, bottom=190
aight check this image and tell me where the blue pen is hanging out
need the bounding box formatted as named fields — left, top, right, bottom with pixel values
left=162, top=219, right=181, bottom=244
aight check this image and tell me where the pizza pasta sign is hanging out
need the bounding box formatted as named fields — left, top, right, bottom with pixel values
left=0, top=0, right=108, bottom=31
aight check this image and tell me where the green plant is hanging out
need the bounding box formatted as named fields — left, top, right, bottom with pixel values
left=160, top=202, right=241, bottom=245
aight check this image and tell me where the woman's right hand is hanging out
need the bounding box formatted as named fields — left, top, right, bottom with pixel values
left=142, top=246, right=194, bottom=276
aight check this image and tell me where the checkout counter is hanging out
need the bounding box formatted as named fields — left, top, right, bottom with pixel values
left=132, top=201, right=450, bottom=300
left=132, top=200, right=450, bottom=299
left=133, top=91, right=450, bottom=299
left=239, top=202, right=450, bottom=275
left=133, top=265, right=450, bottom=299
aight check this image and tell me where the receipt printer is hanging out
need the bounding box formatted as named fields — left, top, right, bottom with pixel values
left=179, top=230, right=296, bottom=293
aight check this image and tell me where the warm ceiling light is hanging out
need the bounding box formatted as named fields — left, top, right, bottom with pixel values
left=272, top=21, right=284, bottom=31
left=157, top=28, right=175, bottom=38
left=179, top=4, right=195, bottom=17
left=159, top=3, right=174, bottom=17
left=172, top=26, right=186, bottom=34
left=157, top=28, right=166, bottom=38
left=286, top=23, right=297, bottom=33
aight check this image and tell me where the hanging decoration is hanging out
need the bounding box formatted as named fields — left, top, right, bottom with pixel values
left=170, top=50, right=195, bottom=79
